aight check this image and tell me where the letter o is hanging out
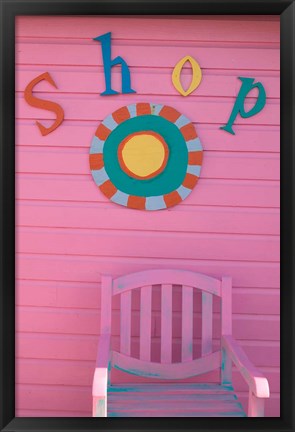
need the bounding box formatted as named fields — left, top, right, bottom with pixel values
left=172, top=56, right=202, bottom=97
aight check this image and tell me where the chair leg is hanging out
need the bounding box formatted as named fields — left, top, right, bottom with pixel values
left=248, top=390, right=265, bottom=417
left=221, top=347, right=232, bottom=385
left=93, top=396, right=107, bottom=417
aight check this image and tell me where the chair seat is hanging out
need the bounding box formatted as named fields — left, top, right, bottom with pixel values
left=107, top=383, right=246, bottom=417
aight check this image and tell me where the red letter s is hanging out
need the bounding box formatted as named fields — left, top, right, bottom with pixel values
left=24, top=72, right=64, bottom=136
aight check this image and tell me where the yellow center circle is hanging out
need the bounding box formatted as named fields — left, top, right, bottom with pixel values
left=118, top=132, right=169, bottom=179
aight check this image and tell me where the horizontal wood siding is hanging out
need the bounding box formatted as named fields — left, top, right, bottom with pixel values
left=15, top=15, right=279, bottom=417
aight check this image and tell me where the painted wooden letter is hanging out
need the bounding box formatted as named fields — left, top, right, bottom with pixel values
left=220, top=77, right=266, bottom=135
left=172, top=56, right=202, bottom=96
left=93, top=32, right=136, bottom=96
left=24, top=72, right=64, bottom=136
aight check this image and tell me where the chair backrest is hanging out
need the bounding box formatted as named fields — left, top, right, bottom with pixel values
left=100, top=269, right=232, bottom=380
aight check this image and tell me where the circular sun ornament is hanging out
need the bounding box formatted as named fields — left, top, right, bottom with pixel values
left=89, top=103, right=203, bottom=210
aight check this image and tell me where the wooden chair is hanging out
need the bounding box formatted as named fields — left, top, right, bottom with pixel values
left=92, top=269, right=270, bottom=417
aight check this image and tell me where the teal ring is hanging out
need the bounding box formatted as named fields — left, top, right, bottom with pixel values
left=103, top=114, right=188, bottom=197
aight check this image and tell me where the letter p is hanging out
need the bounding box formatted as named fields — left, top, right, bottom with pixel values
left=220, top=77, right=266, bottom=135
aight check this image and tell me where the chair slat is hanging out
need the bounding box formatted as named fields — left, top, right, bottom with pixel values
left=120, top=291, right=131, bottom=356
left=112, top=350, right=221, bottom=379
left=140, top=285, right=152, bottom=361
left=182, top=286, right=193, bottom=362
left=113, top=270, right=221, bottom=296
left=201, top=292, right=213, bottom=356
left=161, top=284, right=172, bottom=363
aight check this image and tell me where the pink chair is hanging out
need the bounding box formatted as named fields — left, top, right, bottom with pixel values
left=92, top=269, right=269, bottom=417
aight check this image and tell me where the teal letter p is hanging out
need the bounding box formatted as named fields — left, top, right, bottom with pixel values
left=220, top=77, right=266, bottom=135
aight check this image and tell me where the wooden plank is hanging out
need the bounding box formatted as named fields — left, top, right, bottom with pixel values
left=112, top=350, right=221, bottom=379
left=16, top=175, right=280, bottom=208
left=16, top=358, right=95, bottom=386
left=16, top=70, right=280, bottom=99
left=108, top=411, right=246, bottom=417
left=17, top=227, right=280, bottom=263
left=16, top=384, right=91, bottom=412
left=108, top=398, right=243, bottom=407
left=108, top=400, right=244, bottom=410
left=108, top=393, right=238, bottom=402
left=108, top=383, right=236, bottom=393
left=16, top=96, right=279, bottom=127
left=201, top=292, right=213, bottom=356
left=16, top=333, right=99, bottom=361
left=120, top=291, right=131, bottom=356
left=161, top=284, right=172, bottom=363
left=16, top=146, right=280, bottom=180
left=16, top=122, right=280, bottom=153
left=139, top=285, right=152, bottom=362
left=181, top=286, right=193, bottom=362
left=16, top=42, right=279, bottom=70
left=17, top=202, right=280, bottom=236
left=15, top=16, right=280, bottom=43
left=16, top=409, right=89, bottom=417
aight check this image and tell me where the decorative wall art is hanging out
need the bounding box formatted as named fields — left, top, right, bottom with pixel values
left=89, top=103, right=203, bottom=210
left=11, top=10, right=283, bottom=422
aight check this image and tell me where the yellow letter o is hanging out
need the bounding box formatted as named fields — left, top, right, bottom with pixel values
left=172, top=56, right=202, bottom=97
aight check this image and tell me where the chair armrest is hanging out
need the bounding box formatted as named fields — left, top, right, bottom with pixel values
left=92, top=334, right=111, bottom=417
left=92, top=334, right=111, bottom=397
left=221, top=335, right=270, bottom=398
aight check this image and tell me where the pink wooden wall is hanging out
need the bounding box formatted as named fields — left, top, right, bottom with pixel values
left=15, top=15, right=280, bottom=417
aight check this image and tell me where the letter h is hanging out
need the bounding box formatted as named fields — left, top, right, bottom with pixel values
left=93, top=32, right=136, bottom=96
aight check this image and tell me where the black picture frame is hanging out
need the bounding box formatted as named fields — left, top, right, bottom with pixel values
left=0, top=0, right=294, bottom=431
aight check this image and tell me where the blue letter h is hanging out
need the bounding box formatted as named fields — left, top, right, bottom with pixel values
left=93, top=32, right=136, bottom=96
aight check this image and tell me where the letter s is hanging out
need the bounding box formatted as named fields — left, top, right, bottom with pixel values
left=24, top=72, right=64, bottom=136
